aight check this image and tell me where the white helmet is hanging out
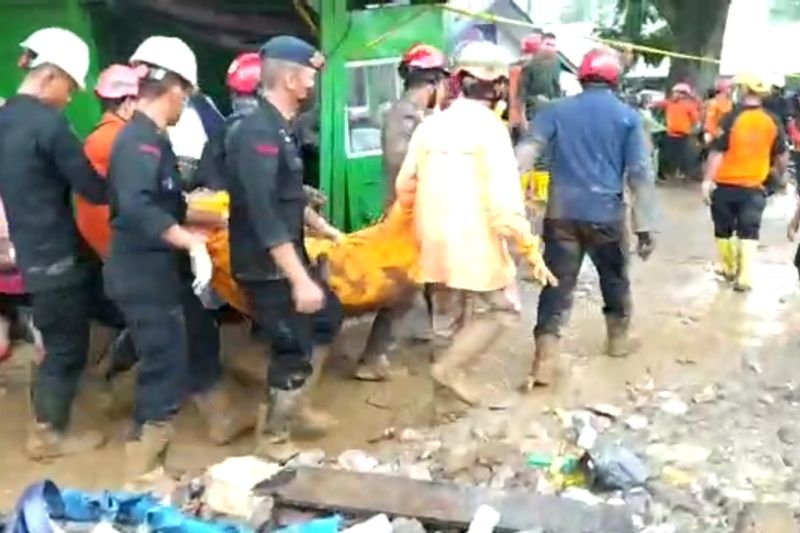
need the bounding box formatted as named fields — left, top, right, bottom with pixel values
left=20, top=27, right=90, bottom=89
left=130, top=36, right=198, bottom=87
left=454, top=40, right=512, bottom=82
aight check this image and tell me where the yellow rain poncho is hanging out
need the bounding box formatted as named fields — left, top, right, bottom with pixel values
left=192, top=192, right=419, bottom=315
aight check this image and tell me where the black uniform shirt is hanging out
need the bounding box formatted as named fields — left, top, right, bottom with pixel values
left=0, top=95, right=107, bottom=292
left=226, top=98, right=306, bottom=282
left=107, top=112, right=189, bottom=285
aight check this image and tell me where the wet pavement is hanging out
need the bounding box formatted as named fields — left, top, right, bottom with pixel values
left=1, top=185, right=799, bottom=529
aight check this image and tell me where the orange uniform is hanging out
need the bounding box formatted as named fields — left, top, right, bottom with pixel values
left=704, top=95, right=733, bottom=139
left=659, top=98, right=700, bottom=136
left=712, top=105, right=786, bottom=188
left=508, top=63, right=523, bottom=126
left=76, top=112, right=125, bottom=258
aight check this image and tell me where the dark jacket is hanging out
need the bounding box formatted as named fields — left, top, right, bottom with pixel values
left=0, top=95, right=107, bottom=292
left=226, top=99, right=307, bottom=282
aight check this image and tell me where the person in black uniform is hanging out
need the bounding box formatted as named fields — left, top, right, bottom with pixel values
left=105, top=36, right=252, bottom=480
left=226, top=36, right=342, bottom=462
left=0, top=27, right=109, bottom=460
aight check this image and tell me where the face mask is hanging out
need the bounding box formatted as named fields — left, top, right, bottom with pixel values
left=298, top=87, right=316, bottom=114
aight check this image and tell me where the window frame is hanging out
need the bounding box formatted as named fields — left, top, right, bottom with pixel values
left=344, top=57, right=404, bottom=159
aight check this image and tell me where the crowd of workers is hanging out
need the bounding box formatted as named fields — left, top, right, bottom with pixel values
left=0, top=22, right=793, bottom=482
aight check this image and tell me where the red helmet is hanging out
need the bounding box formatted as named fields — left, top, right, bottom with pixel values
left=400, top=44, right=446, bottom=72
left=226, top=52, right=261, bottom=95
left=578, top=49, right=622, bottom=85
left=521, top=33, right=543, bottom=55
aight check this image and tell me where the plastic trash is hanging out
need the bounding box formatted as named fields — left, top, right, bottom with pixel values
left=274, top=515, right=342, bottom=533
left=341, top=514, right=391, bottom=533
left=466, top=505, right=500, bottom=533
left=585, top=445, right=649, bottom=491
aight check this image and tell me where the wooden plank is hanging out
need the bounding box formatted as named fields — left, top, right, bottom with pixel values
left=257, top=467, right=634, bottom=533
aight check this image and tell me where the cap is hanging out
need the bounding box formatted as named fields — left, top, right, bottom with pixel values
left=259, top=36, right=324, bottom=70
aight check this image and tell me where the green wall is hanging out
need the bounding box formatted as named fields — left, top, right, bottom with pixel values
left=320, top=2, right=444, bottom=230
left=0, top=0, right=101, bottom=136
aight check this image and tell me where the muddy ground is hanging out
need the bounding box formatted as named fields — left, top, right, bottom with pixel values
left=1, top=185, right=799, bottom=529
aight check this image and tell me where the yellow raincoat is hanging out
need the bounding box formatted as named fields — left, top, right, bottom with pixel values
left=192, top=192, right=419, bottom=315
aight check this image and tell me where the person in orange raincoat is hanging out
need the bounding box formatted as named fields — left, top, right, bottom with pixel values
left=77, top=64, right=140, bottom=258
left=655, top=83, right=700, bottom=180
left=704, top=77, right=733, bottom=146
left=395, top=41, right=556, bottom=407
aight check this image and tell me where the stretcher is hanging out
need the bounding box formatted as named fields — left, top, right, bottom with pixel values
left=191, top=192, right=420, bottom=315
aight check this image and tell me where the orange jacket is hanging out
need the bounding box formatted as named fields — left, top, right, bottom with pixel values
left=714, top=106, right=786, bottom=188
left=704, top=95, right=733, bottom=139
left=76, top=112, right=125, bottom=258
left=508, top=63, right=523, bottom=126
left=656, top=98, right=700, bottom=136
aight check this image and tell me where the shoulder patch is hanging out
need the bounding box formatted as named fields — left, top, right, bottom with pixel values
left=138, top=144, right=161, bottom=157
left=254, top=143, right=279, bottom=156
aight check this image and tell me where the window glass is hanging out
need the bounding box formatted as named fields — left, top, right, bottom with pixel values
left=345, top=59, right=402, bottom=157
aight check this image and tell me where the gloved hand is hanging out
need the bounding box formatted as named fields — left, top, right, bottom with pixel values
left=636, top=232, right=655, bottom=261
left=189, top=242, right=213, bottom=296
left=701, top=179, right=715, bottom=205
left=516, top=236, right=558, bottom=287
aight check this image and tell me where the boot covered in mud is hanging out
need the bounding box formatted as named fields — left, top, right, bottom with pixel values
left=193, top=378, right=256, bottom=445
left=125, top=422, right=173, bottom=481
left=734, top=239, right=757, bottom=292
left=26, top=423, right=105, bottom=461
left=605, top=316, right=639, bottom=358
left=524, top=334, right=561, bottom=390
left=254, top=389, right=301, bottom=463
left=292, top=347, right=338, bottom=437
left=714, top=238, right=736, bottom=281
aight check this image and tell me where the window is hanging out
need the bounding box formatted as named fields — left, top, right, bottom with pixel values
left=345, top=58, right=402, bottom=158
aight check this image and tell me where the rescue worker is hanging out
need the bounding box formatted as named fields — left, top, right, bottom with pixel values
left=0, top=27, right=110, bottom=459
left=77, top=65, right=140, bottom=258
left=197, top=51, right=339, bottom=240
left=105, top=36, right=252, bottom=479
left=656, top=83, right=700, bottom=180
left=395, top=41, right=557, bottom=406
left=519, top=31, right=561, bottom=129
left=516, top=48, right=657, bottom=388
left=226, top=36, right=342, bottom=461
left=355, top=43, right=449, bottom=381
left=76, top=64, right=141, bottom=387
left=703, top=78, right=733, bottom=146
left=702, top=74, right=788, bottom=292
left=194, top=52, right=261, bottom=192
left=509, top=31, right=543, bottom=141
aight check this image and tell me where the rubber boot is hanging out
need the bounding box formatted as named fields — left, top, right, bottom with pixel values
left=25, top=423, right=105, bottom=461
left=25, top=361, right=106, bottom=461
left=714, top=238, right=735, bottom=281
left=605, top=316, right=639, bottom=358
left=125, top=423, right=173, bottom=481
left=254, top=389, right=301, bottom=463
left=193, top=379, right=256, bottom=445
left=293, top=347, right=338, bottom=437
left=734, top=239, right=757, bottom=292
left=524, top=334, right=560, bottom=390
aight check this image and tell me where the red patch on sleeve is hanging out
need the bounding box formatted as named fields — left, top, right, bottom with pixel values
left=138, top=144, right=161, bottom=157
left=254, top=143, right=279, bottom=156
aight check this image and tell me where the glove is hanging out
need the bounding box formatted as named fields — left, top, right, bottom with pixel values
left=516, top=236, right=558, bottom=287
left=189, top=243, right=213, bottom=296
left=636, top=232, right=655, bottom=261
left=701, top=179, right=715, bottom=206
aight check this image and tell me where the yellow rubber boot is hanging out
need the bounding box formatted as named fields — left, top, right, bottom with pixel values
left=714, top=238, right=735, bottom=281
left=734, top=239, right=758, bottom=292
